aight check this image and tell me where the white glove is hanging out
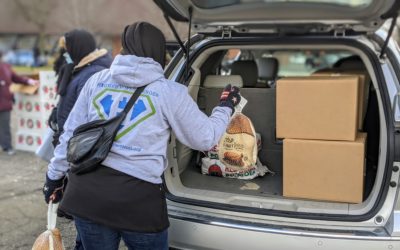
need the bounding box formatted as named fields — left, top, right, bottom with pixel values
left=27, top=79, right=39, bottom=86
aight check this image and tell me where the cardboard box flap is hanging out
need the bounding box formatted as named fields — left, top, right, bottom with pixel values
left=9, top=83, right=39, bottom=95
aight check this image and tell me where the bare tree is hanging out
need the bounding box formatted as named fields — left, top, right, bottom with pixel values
left=14, top=0, right=58, bottom=52
left=68, top=0, right=107, bottom=34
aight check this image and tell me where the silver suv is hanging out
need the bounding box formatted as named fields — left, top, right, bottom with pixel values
left=155, top=0, right=400, bottom=249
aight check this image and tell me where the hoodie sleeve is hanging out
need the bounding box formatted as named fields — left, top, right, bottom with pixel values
left=164, top=83, right=232, bottom=151
left=46, top=79, right=92, bottom=180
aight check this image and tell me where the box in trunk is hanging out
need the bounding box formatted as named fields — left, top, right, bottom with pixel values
left=283, top=133, right=366, bottom=203
left=312, top=71, right=370, bottom=130
left=276, top=76, right=360, bottom=141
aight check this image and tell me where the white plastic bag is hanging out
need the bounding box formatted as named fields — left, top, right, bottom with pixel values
left=202, top=97, right=273, bottom=180
left=35, top=128, right=55, bottom=162
left=32, top=202, right=64, bottom=250
left=201, top=152, right=272, bottom=179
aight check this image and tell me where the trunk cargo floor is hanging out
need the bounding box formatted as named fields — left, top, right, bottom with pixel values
left=180, top=165, right=282, bottom=197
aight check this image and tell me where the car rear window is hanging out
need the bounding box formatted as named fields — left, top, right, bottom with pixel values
left=219, top=49, right=353, bottom=77
left=273, top=50, right=353, bottom=76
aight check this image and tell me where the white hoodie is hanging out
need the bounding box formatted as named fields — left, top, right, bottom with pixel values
left=47, top=55, right=231, bottom=184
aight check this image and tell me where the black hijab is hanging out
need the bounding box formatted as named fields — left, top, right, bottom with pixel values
left=53, top=48, right=66, bottom=75
left=57, top=29, right=96, bottom=96
left=121, top=22, right=166, bottom=68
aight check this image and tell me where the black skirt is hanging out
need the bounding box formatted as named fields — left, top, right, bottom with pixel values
left=60, top=165, right=169, bottom=233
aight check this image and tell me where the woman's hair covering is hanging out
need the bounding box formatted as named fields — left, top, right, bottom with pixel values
left=121, top=22, right=166, bottom=68
left=58, top=29, right=96, bottom=96
left=54, top=36, right=66, bottom=76
left=53, top=48, right=66, bottom=76
left=65, top=29, right=96, bottom=63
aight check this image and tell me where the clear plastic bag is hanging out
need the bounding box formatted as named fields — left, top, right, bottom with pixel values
left=201, top=97, right=273, bottom=180
left=32, top=202, right=64, bottom=250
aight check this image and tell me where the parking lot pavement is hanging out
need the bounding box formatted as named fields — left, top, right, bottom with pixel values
left=0, top=151, right=78, bottom=249
left=0, top=113, right=127, bottom=249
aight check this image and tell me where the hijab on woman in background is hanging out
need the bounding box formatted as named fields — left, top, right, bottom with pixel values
left=57, top=29, right=96, bottom=96
left=53, top=37, right=66, bottom=75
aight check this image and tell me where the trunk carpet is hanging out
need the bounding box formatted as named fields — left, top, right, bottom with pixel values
left=180, top=165, right=282, bottom=197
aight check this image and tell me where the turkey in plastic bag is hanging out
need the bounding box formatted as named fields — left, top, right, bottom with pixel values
left=202, top=96, right=272, bottom=179
left=32, top=202, right=64, bottom=250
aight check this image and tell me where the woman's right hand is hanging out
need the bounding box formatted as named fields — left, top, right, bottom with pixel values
left=43, top=174, right=65, bottom=204
left=219, top=84, right=241, bottom=113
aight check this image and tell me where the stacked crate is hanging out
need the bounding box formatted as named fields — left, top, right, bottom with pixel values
left=14, top=71, right=58, bottom=152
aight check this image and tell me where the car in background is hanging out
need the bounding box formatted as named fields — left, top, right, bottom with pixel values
left=4, top=49, right=35, bottom=67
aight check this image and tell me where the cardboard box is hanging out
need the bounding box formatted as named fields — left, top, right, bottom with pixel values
left=39, top=71, right=58, bottom=101
left=283, top=133, right=366, bottom=203
left=13, top=96, right=45, bottom=118
left=16, top=115, right=46, bottom=133
left=9, top=83, right=38, bottom=95
left=11, top=71, right=57, bottom=153
left=15, top=131, right=43, bottom=152
left=277, top=76, right=359, bottom=141
left=312, top=71, right=370, bottom=130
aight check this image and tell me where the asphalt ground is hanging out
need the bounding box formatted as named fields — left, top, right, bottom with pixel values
left=0, top=113, right=127, bottom=249
left=0, top=150, right=79, bottom=250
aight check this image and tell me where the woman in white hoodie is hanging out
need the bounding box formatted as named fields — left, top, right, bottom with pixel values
left=43, top=22, right=240, bottom=250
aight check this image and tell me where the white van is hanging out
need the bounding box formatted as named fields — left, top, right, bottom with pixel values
left=155, top=0, right=400, bottom=249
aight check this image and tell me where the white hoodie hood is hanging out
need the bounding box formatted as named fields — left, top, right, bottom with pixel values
left=110, top=55, right=164, bottom=88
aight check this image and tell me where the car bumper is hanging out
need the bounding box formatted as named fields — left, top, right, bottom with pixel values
left=168, top=216, right=400, bottom=250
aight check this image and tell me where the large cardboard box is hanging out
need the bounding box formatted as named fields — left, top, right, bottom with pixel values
left=11, top=71, right=57, bottom=152
left=9, top=83, right=39, bottom=95
left=283, top=133, right=366, bottom=203
left=277, top=76, right=360, bottom=141
left=15, top=131, right=43, bottom=152
left=312, top=71, right=370, bottom=130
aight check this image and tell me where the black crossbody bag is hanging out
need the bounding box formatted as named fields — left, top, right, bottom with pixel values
left=67, top=86, right=146, bottom=175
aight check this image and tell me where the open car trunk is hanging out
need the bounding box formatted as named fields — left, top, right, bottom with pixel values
left=165, top=40, right=384, bottom=217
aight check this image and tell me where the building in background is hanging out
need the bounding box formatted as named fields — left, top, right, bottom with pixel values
left=0, top=0, right=187, bottom=66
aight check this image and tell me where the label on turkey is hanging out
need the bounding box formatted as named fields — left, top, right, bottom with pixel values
left=218, top=113, right=257, bottom=171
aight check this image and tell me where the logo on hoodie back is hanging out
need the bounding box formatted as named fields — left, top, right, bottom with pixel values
left=93, top=88, right=156, bottom=140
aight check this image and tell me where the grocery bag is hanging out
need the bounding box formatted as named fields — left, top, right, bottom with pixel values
left=32, top=202, right=64, bottom=250
left=202, top=97, right=273, bottom=180
left=219, top=113, right=257, bottom=168
left=35, top=128, right=55, bottom=162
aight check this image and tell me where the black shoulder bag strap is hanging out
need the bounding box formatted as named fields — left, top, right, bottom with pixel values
left=67, top=85, right=147, bottom=175
left=104, top=85, right=146, bottom=138
left=118, top=85, right=146, bottom=122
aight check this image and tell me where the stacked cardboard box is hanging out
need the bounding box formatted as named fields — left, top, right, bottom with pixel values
left=277, top=75, right=367, bottom=203
left=312, top=70, right=370, bottom=130
left=12, top=71, right=58, bottom=152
